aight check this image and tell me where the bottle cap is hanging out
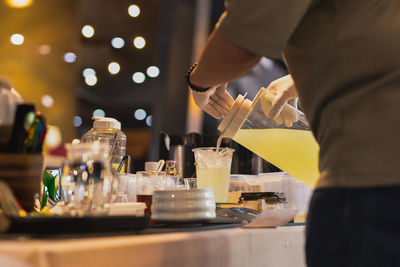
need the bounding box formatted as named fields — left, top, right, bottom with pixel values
left=92, top=117, right=121, bottom=129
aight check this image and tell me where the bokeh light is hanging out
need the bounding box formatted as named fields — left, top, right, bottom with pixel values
left=111, top=37, right=125, bottom=49
left=38, top=45, right=51, bottom=55
left=146, top=66, right=160, bottom=78
left=132, top=72, right=145, bottom=84
left=81, top=25, right=95, bottom=38
left=128, top=4, right=140, bottom=17
left=5, top=0, right=33, bottom=8
left=85, top=74, right=97, bottom=86
left=73, top=116, right=82, bottom=127
left=44, top=125, right=62, bottom=149
left=93, top=109, right=105, bottom=118
left=133, top=36, right=146, bottom=49
left=146, top=115, right=152, bottom=126
left=64, top=52, right=77, bottom=63
left=41, top=95, right=54, bottom=108
left=108, top=62, right=120, bottom=75
left=72, top=139, right=80, bottom=145
left=134, top=109, right=146, bottom=120
left=82, top=68, right=96, bottom=78
left=10, top=34, right=24, bottom=45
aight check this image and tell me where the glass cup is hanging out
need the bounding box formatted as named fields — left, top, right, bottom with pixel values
left=183, top=178, right=197, bottom=189
left=115, top=173, right=136, bottom=203
left=136, top=171, right=166, bottom=216
left=192, top=147, right=235, bottom=203
left=164, top=175, right=179, bottom=190
left=61, top=143, right=115, bottom=215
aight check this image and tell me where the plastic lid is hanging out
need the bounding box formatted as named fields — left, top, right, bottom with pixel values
left=217, top=94, right=253, bottom=138
left=93, top=117, right=121, bottom=129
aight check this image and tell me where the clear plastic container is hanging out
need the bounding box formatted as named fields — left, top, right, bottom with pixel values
left=81, top=117, right=127, bottom=171
left=192, top=147, right=235, bottom=203
left=218, top=88, right=319, bottom=188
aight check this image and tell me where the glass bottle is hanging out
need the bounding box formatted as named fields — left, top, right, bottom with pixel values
left=164, top=160, right=182, bottom=186
left=165, top=160, right=178, bottom=176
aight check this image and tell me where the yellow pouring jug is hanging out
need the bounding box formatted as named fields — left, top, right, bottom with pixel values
left=218, top=88, right=319, bottom=188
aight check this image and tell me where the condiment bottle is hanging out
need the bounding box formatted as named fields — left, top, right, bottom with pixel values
left=165, top=160, right=179, bottom=176
left=165, top=160, right=185, bottom=185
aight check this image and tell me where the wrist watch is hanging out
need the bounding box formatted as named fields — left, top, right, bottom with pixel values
left=185, top=63, right=211, bottom=92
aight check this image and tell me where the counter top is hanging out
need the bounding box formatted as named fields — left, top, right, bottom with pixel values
left=0, top=225, right=306, bottom=267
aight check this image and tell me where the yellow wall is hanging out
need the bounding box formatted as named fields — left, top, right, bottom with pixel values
left=0, top=0, right=78, bottom=142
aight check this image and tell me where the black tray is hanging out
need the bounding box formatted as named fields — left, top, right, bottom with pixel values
left=3, top=215, right=150, bottom=234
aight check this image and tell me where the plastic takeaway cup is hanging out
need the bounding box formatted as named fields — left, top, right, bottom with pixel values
left=192, top=147, right=234, bottom=203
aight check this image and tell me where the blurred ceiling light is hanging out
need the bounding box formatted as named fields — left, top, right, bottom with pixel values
left=82, top=68, right=96, bottom=78
left=108, top=62, right=120, bottom=75
left=85, top=74, right=97, bottom=86
left=5, top=0, right=33, bottom=8
left=146, top=115, right=152, bottom=126
left=132, top=72, right=145, bottom=84
left=134, top=109, right=146, bottom=120
left=73, top=116, right=82, bottom=127
left=81, top=25, right=95, bottom=38
left=10, top=33, right=24, bottom=45
left=133, top=36, right=145, bottom=49
left=72, top=139, right=80, bottom=145
left=44, top=125, right=62, bottom=150
left=146, top=66, right=160, bottom=78
left=38, top=44, right=51, bottom=55
left=41, top=94, right=54, bottom=108
left=128, top=4, right=140, bottom=17
left=93, top=109, right=105, bottom=118
left=111, top=37, right=125, bottom=49
left=64, top=52, right=76, bottom=63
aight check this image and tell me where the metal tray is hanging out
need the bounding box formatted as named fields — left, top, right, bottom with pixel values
left=1, top=215, right=150, bottom=234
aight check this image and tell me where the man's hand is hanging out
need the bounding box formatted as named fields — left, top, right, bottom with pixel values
left=191, top=83, right=234, bottom=119
left=263, top=75, right=299, bottom=127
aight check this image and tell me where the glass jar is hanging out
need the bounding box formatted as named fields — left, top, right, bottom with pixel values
left=61, top=142, right=116, bottom=215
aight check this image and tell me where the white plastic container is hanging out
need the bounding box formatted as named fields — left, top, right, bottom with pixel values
left=151, top=188, right=216, bottom=222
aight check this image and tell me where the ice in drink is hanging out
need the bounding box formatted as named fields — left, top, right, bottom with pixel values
left=193, top=147, right=234, bottom=203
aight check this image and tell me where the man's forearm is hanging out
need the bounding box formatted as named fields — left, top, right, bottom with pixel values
left=190, top=30, right=262, bottom=89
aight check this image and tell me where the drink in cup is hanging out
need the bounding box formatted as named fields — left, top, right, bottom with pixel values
left=136, top=171, right=165, bottom=216
left=192, top=147, right=234, bottom=203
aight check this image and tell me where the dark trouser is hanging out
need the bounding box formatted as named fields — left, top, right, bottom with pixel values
left=306, top=186, right=400, bottom=267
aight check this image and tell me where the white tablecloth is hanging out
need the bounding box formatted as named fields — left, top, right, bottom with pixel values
left=0, top=226, right=306, bottom=267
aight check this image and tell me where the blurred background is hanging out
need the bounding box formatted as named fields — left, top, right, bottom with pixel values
left=0, top=0, right=287, bottom=171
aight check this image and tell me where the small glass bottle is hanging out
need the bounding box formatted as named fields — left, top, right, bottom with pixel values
left=164, top=160, right=177, bottom=176
left=164, top=160, right=182, bottom=185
